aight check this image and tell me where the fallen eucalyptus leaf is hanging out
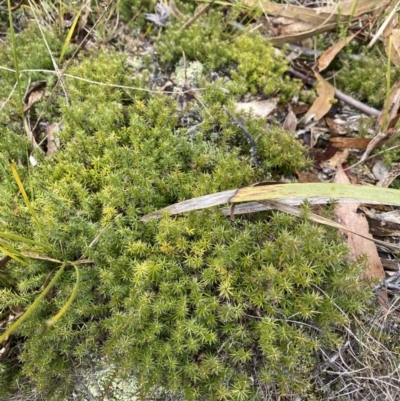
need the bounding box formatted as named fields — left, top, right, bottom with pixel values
left=317, top=33, right=357, bottom=72
left=306, top=71, right=335, bottom=121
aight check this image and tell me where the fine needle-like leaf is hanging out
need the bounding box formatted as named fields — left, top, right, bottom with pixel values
left=9, top=161, right=49, bottom=244
left=0, top=263, right=66, bottom=344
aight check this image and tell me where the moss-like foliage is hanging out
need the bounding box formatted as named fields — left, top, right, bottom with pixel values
left=118, top=0, right=157, bottom=23
left=336, top=48, right=400, bottom=108
left=156, top=9, right=234, bottom=70
left=0, top=47, right=373, bottom=400
left=0, top=7, right=375, bottom=401
left=156, top=11, right=301, bottom=101
left=228, top=35, right=299, bottom=100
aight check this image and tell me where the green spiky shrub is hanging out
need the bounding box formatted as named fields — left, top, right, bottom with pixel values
left=156, top=9, right=301, bottom=101
left=0, top=12, right=373, bottom=401
left=336, top=47, right=400, bottom=109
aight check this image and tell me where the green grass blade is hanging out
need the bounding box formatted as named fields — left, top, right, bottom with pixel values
left=46, top=263, right=80, bottom=327
left=0, top=263, right=66, bottom=344
left=9, top=161, right=49, bottom=244
left=59, top=9, right=82, bottom=63
left=0, top=242, right=27, bottom=265
left=0, top=231, right=50, bottom=249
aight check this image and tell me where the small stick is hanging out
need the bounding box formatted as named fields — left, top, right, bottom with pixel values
left=179, top=3, right=211, bottom=32
left=0, top=0, right=23, bottom=12
left=223, top=106, right=258, bottom=165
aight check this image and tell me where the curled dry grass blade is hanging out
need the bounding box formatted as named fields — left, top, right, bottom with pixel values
left=46, top=263, right=80, bottom=327
left=0, top=263, right=66, bottom=344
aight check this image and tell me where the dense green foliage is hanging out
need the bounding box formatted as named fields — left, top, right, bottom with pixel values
left=156, top=9, right=300, bottom=101
left=0, top=51, right=372, bottom=401
left=0, top=6, right=375, bottom=401
left=336, top=48, right=400, bottom=108
left=0, top=23, right=62, bottom=126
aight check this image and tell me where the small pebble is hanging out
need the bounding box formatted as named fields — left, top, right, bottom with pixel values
left=318, top=172, right=329, bottom=181
left=372, top=159, right=389, bottom=181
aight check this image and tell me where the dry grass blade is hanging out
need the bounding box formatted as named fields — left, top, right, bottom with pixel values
left=347, top=76, right=400, bottom=171
left=369, top=0, right=400, bottom=49
left=245, top=0, right=389, bottom=22
left=378, top=75, right=400, bottom=131
left=244, top=0, right=390, bottom=44
left=21, top=253, right=63, bottom=263
left=179, top=3, right=210, bottom=32
left=141, top=183, right=400, bottom=221
left=377, top=163, right=400, bottom=187
left=142, top=189, right=236, bottom=221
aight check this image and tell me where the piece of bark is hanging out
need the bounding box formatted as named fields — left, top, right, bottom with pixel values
left=367, top=215, right=400, bottom=237
left=334, top=165, right=385, bottom=281
left=329, top=137, right=372, bottom=150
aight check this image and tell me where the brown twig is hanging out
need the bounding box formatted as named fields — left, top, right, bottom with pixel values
left=223, top=106, right=258, bottom=165
left=179, top=3, right=211, bottom=32
left=0, top=0, right=23, bottom=12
